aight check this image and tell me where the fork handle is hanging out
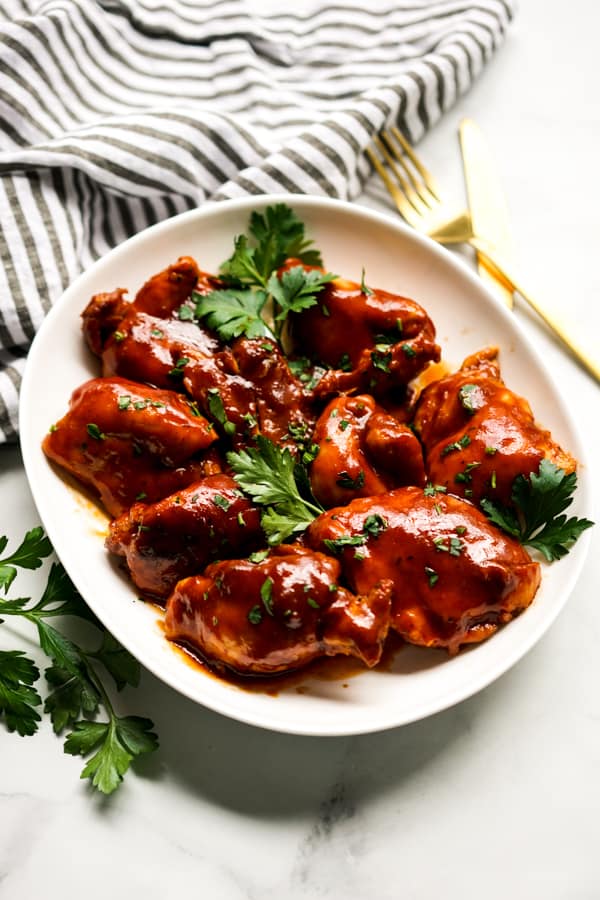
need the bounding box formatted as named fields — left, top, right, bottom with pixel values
left=469, top=237, right=600, bottom=386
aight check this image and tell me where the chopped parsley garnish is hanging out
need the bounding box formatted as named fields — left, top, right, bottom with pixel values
left=433, top=535, right=464, bottom=556
left=260, top=577, right=274, bottom=616
left=249, top=550, right=270, bottom=564
left=362, top=514, right=388, bottom=537
left=360, top=267, right=373, bottom=296
left=167, top=357, right=190, bottom=379
left=247, top=605, right=263, bottom=625
left=113, top=330, right=126, bottom=342
left=371, top=349, right=392, bottom=373
left=480, top=459, right=594, bottom=561
left=336, top=470, right=365, bottom=490
left=86, top=423, right=105, bottom=441
left=458, top=383, right=480, bottom=415
left=441, top=434, right=471, bottom=456
left=424, top=483, right=447, bottom=497
left=206, top=389, right=236, bottom=436
left=307, top=597, right=320, bottom=609
left=401, top=343, right=416, bottom=359
left=485, top=446, right=498, bottom=456
left=424, top=566, right=438, bottom=587
left=150, top=327, right=165, bottom=337
left=323, top=534, right=367, bottom=554
left=455, top=461, right=481, bottom=484
left=338, top=353, right=352, bottom=372
left=117, top=395, right=131, bottom=411
left=212, top=494, right=231, bottom=511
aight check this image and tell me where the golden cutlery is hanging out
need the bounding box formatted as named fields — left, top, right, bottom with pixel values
left=459, top=118, right=514, bottom=309
left=366, top=127, right=600, bottom=385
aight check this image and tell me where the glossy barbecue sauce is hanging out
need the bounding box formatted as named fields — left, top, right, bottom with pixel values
left=43, top=255, right=569, bottom=684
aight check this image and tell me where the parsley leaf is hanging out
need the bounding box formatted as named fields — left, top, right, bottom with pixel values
left=268, top=266, right=336, bottom=326
left=227, top=436, right=323, bottom=545
left=220, top=205, right=323, bottom=288
left=64, top=716, right=158, bottom=795
left=0, top=526, right=52, bottom=593
left=0, top=651, right=42, bottom=736
left=193, top=287, right=272, bottom=341
left=248, top=204, right=323, bottom=275
left=44, top=664, right=100, bottom=734
left=481, top=459, right=593, bottom=561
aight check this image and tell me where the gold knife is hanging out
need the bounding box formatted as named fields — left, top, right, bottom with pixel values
left=459, top=118, right=514, bottom=309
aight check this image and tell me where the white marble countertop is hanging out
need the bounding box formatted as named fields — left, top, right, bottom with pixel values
left=1, top=2, right=599, bottom=897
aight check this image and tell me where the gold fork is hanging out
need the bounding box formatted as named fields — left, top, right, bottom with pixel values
left=367, top=127, right=600, bottom=386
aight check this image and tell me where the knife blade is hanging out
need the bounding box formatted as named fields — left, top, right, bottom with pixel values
left=459, top=118, right=514, bottom=309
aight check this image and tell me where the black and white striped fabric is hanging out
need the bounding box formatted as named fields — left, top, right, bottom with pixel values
left=0, top=0, right=514, bottom=444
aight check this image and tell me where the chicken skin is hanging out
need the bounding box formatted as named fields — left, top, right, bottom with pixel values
left=81, top=257, right=221, bottom=359
left=413, top=347, right=576, bottom=506
left=165, top=545, right=393, bottom=674
left=131, top=256, right=219, bottom=318
left=229, top=337, right=316, bottom=448
left=106, top=474, right=263, bottom=599
left=289, top=267, right=440, bottom=399
left=43, top=377, right=219, bottom=517
left=305, top=487, right=541, bottom=654
left=310, top=394, right=426, bottom=509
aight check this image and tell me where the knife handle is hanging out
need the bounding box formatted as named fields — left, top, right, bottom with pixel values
left=471, top=237, right=600, bottom=385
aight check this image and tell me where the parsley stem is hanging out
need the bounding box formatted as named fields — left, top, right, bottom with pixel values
left=79, top=652, right=116, bottom=720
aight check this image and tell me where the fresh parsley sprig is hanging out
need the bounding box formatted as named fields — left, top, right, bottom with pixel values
left=0, top=528, right=158, bottom=794
left=220, top=204, right=323, bottom=287
left=191, top=204, right=335, bottom=344
left=480, top=459, right=593, bottom=561
left=227, top=435, right=324, bottom=544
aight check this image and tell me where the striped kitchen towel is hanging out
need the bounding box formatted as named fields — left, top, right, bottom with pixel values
left=0, top=0, right=514, bottom=443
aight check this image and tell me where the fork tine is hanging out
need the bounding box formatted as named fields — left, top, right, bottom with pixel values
left=374, top=135, right=430, bottom=216
left=381, top=131, right=433, bottom=209
left=390, top=127, right=440, bottom=202
left=365, top=145, right=420, bottom=227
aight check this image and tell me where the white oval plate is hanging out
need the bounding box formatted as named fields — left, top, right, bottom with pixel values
left=19, top=195, right=592, bottom=736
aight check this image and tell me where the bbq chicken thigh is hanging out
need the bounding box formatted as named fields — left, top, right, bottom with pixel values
left=289, top=266, right=440, bottom=400
left=82, top=260, right=317, bottom=450
left=309, top=394, right=426, bottom=508
left=306, top=487, right=541, bottom=654
left=43, top=377, right=219, bottom=517
left=413, top=347, right=576, bottom=506
left=165, top=545, right=393, bottom=674
left=106, top=474, right=263, bottom=600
